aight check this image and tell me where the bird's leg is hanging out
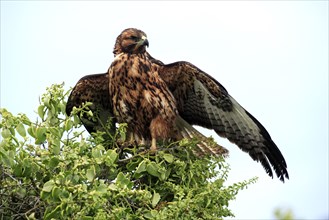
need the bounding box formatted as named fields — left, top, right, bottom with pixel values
left=116, top=130, right=137, bottom=149
left=149, top=115, right=172, bottom=153
left=150, top=138, right=157, bottom=152
left=139, top=137, right=148, bottom=146
left=127, top=131, right=135, bottom=144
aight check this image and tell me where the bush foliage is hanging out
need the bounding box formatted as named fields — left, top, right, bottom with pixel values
left=0, top=83, right=256, bottom=219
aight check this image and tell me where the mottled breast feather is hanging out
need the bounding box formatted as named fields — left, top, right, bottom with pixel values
left=108, top=52, right=178, bottom=141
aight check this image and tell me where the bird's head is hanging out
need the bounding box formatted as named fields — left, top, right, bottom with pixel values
left=113, top=28, right=149, bottom=55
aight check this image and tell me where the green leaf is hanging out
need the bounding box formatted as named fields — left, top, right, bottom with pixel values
left=40, top=191, right=50, bottom=200
left=59, top=189, right=69, bottom=200
left=20, top=114, right=32, bottom=126
left=152, top=192, right=161, bottom=208
left=108, top=184, right=117, bottom=191
left=144, top=210, right=158, bottom=219
left=96, top=182, right=108, bottom=194
left=158, top=166, right=168, bottom=181
left=105, top=149, right=118, bottom=166
left=43, top=97, right=50, bottom=107
left=64, top=119, right=73, bottom=131
left=135, top=160, right=146, bottom=173
left=48, top=157, right=60, bottom=169
left=28, top=213, right=36, bottom=219
left=87, top=110, right=93, bottom=117
left=22, top=159, right=32, bottom=177
left=58, top=103, right=66, bottom=114
left=51, top=186, right=62, bottom=201
left=165, top=168, right=172, bottom=180
left=116, top=172, right=132, bottom=189
left=163, top=154, right=174, bottom=163
left=126, top=157, right=142, bottom=171
left=35, top=127, right=47, bottom=144
left=44, top=204, right=61, bottom=220
left=144, top=212, right=154, bottom=219
left=16, top=123, right=26, bottom=137
left=13, top=164, right=23, bottom=177
left=0, top=148, right=14, bottom=167
left=27, top=125, right=36, bottom=138
left=51, top=139, right=60, bottom=155
left=146, top=162, right=160, bottom=178
left=9, top=127, right=15, bottom=136
left=86, top=166, right=96, bottom=182
left=92, top=147, right=102, bottom=159
left=1, top=128, right=11, bottom=138
left=73, top=114, right=80, bottom=125
left=38, top=105, right=45, bottom=119
left=42, top=180, right=55, bottom=192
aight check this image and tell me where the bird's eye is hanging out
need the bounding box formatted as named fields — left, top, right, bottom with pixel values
left=130, top=36, right=138, bottom=41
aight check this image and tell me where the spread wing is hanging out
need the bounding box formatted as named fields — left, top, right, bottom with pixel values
left=66, top=73, right=115, bottom=135
left=65, top=70, right=228, bottom=157
left=65, top=57, right=288, bottom=181
left=158, top=61, right=289, bottom=182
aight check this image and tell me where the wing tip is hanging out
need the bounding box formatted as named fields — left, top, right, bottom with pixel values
left=261, top=152, right=289, bottom=183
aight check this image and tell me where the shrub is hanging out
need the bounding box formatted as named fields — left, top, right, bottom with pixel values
left=0, top=83, right=256, bottom=219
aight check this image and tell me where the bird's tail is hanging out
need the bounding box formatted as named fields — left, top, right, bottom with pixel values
left=175, top=116, right=229, bottom=157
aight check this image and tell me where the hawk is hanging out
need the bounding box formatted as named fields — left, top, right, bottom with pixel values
left=66, top=28, right=289, bottom=182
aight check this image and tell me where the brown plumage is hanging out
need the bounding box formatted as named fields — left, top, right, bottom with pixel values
left=66, top=73, right=115, bottom=135
left=66, top=28, right=289, bottom=182
left=109, top=43, right=177, bottom=150
left=109, top=28, right=225, bottom=155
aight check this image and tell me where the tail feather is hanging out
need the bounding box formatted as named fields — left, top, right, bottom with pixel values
left=175, top=116, right=229, bottom=157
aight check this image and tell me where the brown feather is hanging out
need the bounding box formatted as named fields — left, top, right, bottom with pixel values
left=66, top=73, right=115, bottom=134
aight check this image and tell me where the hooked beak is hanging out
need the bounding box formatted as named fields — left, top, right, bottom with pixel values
left=143, top=38, right=149, bottom=47
left=137, top=35, right=149, bottom=48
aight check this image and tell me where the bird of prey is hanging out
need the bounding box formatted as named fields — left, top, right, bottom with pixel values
left=66, top=28, right=289, bottom=182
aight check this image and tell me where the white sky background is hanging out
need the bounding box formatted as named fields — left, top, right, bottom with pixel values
left=1, top=1, right=328, bottom=219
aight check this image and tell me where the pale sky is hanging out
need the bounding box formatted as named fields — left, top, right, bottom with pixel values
left=1, top=1, right=328, bottom=219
